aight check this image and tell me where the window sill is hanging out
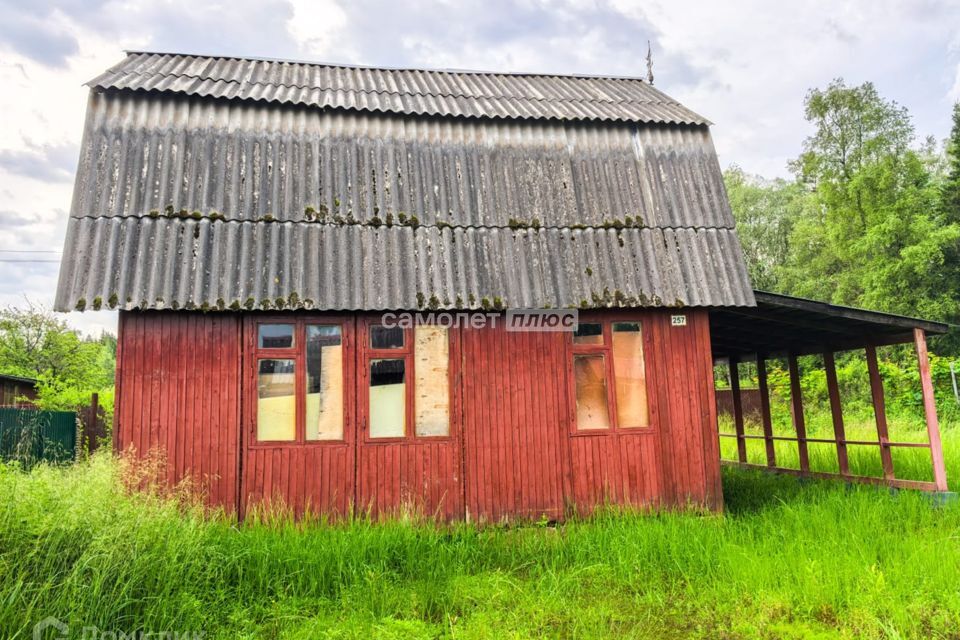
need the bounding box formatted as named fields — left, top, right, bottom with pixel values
left=570, top=427, right=656, bottom=437
left=248, top=441, right=351, bottom=448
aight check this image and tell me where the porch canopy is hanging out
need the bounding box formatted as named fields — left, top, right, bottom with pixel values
left=708, top=290, right=952, bottom=494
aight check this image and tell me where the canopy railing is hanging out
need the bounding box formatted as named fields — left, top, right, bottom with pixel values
left=715, top=328, right=948, bottom=493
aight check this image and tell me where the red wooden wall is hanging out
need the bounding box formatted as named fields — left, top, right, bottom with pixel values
left=115, top=312, right=241, bottom=510
left=115, top=308, right=722, bottom=519
left=461, top=327, right=570, bottom=521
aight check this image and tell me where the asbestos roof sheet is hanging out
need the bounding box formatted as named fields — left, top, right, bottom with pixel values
left=88, top=51, right=709, bottom=126
left=56, top=63, right=753, bottom=312
left=57, top=218, right=753, bottom=312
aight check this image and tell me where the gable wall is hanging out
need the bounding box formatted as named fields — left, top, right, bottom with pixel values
left=114, top=308, right=721, bottom=517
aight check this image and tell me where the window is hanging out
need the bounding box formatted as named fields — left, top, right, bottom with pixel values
left=571, top=318, right=649, bottom=431
left=254, top=321, right=345, bottom=443
left=364, top=323, right=451, bottom=439
left=369, top=358, right=406, bottom=437
left=257, top=359, right=296, bottom=440
left=305, top=325, right=344, bottom=440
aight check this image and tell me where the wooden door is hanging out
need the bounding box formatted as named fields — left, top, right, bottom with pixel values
left=240, top=314, right=357, bottom=518
left=355, top=317, right=463, bottom=520
left=566, top=312, right=662, bottom=510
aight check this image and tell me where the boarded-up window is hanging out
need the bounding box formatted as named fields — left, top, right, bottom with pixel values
left=414, top=326, right=450, bottom=436
left=306, top=325, right=343, bottom=440
left=370, top=359, right=406, bottom=438
left=257, top=359, right=296, bottom=440
left=612, top=322, right=648, bottom=427
left=574, top=354, right=611, bottom=430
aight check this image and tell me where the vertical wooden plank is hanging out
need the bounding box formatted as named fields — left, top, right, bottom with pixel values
left=865, top=345, right=895, bottom=480
left=787, top=354, right=810, bottom=473
left=728, top=356, right=747, bottom=463
left=756, top=354, right=777, bottom=467
left=696, top=312, right=723, bottom=510
left=914, top=329, right=948, bottom=491
left=114, top=312, right=125, bottom=453
left=653, top=313, right=677, bottom=504
left=823, top=351, right=849, bottom=475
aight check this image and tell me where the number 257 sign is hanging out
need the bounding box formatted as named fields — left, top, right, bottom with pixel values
left=671, top=314, right=687, bottom=327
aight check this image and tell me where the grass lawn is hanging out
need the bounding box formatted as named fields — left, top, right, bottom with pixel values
left=2, top=417, right=959, bottom=639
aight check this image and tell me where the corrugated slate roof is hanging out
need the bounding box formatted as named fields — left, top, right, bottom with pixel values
left=59, top=218, right=751, bottom=312
left=88, top=52, right=709, bottom=126
left=56, top=55, right=754, bottom=312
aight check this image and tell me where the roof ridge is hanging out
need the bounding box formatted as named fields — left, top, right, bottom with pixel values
left=122, top=50, right=655, bottom=84
left=96, top=67, right=682, bottom=108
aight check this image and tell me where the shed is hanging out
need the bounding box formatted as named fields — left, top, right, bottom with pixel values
left=0, top=374, right=38, bottom=408
left=54, top=52, right=950, bottom=519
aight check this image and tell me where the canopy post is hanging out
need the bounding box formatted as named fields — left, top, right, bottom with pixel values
left=787, top=354, right=810, bottom=473
left=757, top=354, right=776, bottom=467
left=728, top=356, right=747, bottom=463
left=823, top=351, right=849, bottom=476
left=865, top=345, right=895, bottom=480
left=914, top=329, right=948, bottom=492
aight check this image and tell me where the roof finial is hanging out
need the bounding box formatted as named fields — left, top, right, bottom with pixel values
left=646, top=41, right=654, bottom=85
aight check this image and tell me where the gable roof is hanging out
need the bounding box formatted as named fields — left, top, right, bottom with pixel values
left=55, top=52, right=754, bottom=313
left=89, top=51, right=709, bottom=126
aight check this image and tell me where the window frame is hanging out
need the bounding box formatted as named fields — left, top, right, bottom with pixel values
left=569, top=313, right=652, bottom=435
left=249, top=315, right=353, bottom=447
left=359, top=317, right=457, bottom=444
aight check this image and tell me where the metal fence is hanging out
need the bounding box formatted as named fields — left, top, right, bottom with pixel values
left=0, top=408, right=76, bottom=466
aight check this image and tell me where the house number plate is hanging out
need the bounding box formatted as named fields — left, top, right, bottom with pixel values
left=671, top=314, right=687, bottom=327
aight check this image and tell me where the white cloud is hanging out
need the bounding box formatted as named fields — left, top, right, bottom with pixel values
left=287, top=0, right=349, bottom=59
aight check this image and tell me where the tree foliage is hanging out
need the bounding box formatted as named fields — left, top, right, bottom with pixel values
left=725, top=80, right=960, bottom=352
left=722, top=167, right=812, bottom=291
left=0, top=302, right=115, bottom=409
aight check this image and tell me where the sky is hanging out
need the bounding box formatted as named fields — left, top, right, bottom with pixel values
left=1, top=0, right=959, bottom=337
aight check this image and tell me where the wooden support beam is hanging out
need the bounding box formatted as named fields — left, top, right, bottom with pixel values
left=865, top=345, right=895, bottom=480
left=729, top=356, right=747, bottom=463
left=823, top=351, right=849, bottom=475
left=787, top=354, right=810, bottom=473
left=914, top=329, right=949, bottom=492
left=756, top=354, right=777, bottom=467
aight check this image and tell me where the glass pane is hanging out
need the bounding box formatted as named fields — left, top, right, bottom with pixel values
left=415, top=326, right=449, bottom=436
left=613, top=322, right=649, bottom=427
left=306, top=325, right=343, bottom=440
left=370, top=325, right=404, bottom=349
left=573, top=322, right=603, bottom=345
left=574, top=354, right=611, bottom=430
left=258, top=324, right=294, bottom=349
left=257, top=359, right=296, bottom=440
left=369, top=358, right=405, bottom=438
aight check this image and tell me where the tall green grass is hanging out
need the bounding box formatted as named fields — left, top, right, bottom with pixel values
left=2, top=423, right=959, bottom=639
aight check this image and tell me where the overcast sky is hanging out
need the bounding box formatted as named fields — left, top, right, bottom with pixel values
left=1, top=0, right=959, bottom=336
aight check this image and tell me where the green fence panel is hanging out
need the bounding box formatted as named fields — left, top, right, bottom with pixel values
left=0, top=408, right=76, bottom=465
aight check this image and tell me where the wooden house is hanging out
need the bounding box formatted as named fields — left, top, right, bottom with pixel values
left=55, top=52, right=951, bottom=520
